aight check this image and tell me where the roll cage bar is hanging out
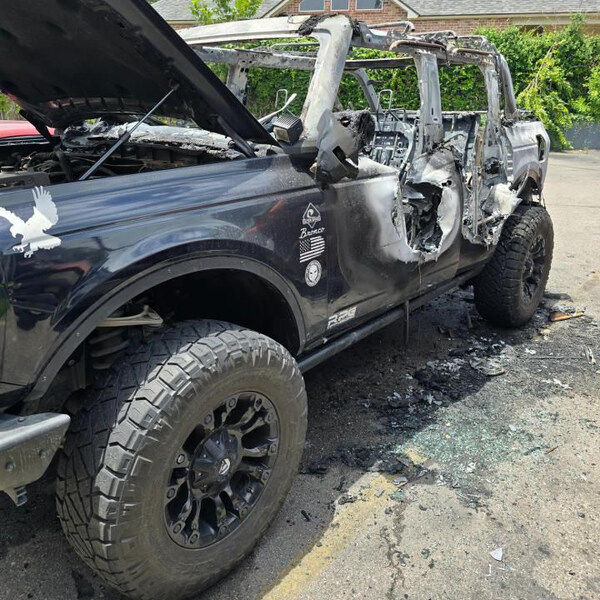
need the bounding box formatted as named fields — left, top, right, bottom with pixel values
left=180, top=15, right=520, bottom=144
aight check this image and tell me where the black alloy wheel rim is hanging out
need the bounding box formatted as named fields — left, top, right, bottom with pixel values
left=522, top=234, right=546, bottom=303
left=164, top=392, right=280, bottom=548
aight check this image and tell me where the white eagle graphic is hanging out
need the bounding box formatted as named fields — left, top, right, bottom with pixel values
left=0, top=186, right=61, bottom=258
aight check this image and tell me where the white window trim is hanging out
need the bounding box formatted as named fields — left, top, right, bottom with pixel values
left=354, top=0, right=384, bottom=10
left=298, top=0, right=326, bottom=12
left=330, top=0, right=350, bottom=10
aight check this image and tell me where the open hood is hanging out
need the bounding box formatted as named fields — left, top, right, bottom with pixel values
left=0, top=0, right=273, bottom=144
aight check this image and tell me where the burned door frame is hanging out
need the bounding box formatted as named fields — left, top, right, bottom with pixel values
left=322, top=49, right=466, bottom=332
left=345, top=52, right=464, bottom=268
left=399, top=51, right=464, bottom=265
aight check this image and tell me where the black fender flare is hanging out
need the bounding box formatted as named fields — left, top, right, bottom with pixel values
left=514, top=170, right=542, bottom=198
left=28, top=255, right=306, bottom=401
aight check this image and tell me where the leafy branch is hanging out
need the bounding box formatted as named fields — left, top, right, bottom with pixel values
left=516, top=41, right=572, bottom=148
left=190, top=0, right=262, bottom=24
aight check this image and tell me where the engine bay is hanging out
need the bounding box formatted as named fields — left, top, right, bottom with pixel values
left=0, top=121, right=247, bottom=190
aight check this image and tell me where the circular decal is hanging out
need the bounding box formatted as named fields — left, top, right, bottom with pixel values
left=305, top=260, right=322, bottom=287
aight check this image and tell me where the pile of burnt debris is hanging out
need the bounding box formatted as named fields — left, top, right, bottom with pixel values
left=303, top=444, right=420, bottom=476
left=301, top=288, right=597, bottom=482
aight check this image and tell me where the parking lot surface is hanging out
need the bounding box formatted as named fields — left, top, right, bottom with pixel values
left=1, top=151, right=599, bottom=600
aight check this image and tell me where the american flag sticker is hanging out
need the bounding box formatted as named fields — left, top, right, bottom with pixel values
left=299, top=235, right=325, bottom=263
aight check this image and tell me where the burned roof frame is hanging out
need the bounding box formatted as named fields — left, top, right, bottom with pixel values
left=181, top=15, right=519, bottom=142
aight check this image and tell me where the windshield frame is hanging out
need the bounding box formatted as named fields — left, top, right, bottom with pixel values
left=182, top=16, right=354, bottom=146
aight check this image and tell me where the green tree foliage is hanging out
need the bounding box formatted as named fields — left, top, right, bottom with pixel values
left=586, top=66, right=600, bottom=120
left=190, top=0, right=262, bottom=24
left=0, top=95, right=19, bottom=120
left=515, top=43, right=572, bottom=148
left=212, top=15, right=600, bottom=149
left=478, top=16, right=600, bottom=148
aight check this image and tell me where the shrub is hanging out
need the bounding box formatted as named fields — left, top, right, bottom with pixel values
left=478, top=15, right=600, bottom=148
left=516, top=44, right=572, bottom=148
left=586, top=65, right=600, bottom=121
left=0, top=95, right=20, bottom=120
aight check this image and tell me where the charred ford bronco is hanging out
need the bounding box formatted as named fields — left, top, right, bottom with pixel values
left=0, top=2, right=553, bottom=599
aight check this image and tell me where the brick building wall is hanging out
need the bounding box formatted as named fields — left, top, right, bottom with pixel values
left=172, top=17, right=511, bottom=33
left=410, top=17, right=512, bottom=34
left=166, top=5, right=600, bottom=34
left=279, top=0, right=409, bottom=27
left=270, top=2, right=570, bottom=34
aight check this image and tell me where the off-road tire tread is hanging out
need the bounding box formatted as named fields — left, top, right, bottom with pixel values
left=56, top=320, right=307, bottom=599
left=473, top=204, right=553, bottom=327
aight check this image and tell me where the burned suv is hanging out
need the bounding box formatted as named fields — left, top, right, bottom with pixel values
left=0, top=3, right=553, bottom=599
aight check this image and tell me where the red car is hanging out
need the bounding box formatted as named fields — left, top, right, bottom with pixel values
left=0, top=120, right=53, bottom=144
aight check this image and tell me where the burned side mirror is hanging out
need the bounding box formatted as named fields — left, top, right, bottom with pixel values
left=314, top=146, right=359, bottom=184
left=314, top=110, right=374, bottom=184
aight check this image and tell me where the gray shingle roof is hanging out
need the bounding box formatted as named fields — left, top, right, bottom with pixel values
left=257, top=0, right=282, bottom=17
left=154, top=0, right=600, bottom=22
left=403, top=0, right=600, bottom=16
left=152, top=0, right=196, bottom=21
left=153, top=0, right=278, bottom=21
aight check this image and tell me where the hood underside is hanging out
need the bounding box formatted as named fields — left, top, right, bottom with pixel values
left=0, top=0, right=273, bottom=143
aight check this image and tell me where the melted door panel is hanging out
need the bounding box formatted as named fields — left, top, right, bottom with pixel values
left=326, top=154, right=463, bottom=331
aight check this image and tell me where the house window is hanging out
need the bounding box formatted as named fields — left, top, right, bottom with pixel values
left=355, top=0, right=383, bottom=9
left=331, top=0, right=349, bottom=10
left=299, top=0, right=325, bottom=11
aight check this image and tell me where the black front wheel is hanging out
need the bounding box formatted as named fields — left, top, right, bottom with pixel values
left=56, top=320, right=307, bottom=600
left=473, top=204, right=554, bottom=328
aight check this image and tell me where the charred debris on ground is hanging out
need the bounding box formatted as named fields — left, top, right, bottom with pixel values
left=300, top=288, right=598, bottom=505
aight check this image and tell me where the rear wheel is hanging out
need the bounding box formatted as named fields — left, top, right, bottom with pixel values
left=56, top=320, right=307, bottom=600
left=473, top=204, right=554, bottom=327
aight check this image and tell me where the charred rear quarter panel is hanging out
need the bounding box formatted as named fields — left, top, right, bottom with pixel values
left=504, top=120, right=550, bottom=187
